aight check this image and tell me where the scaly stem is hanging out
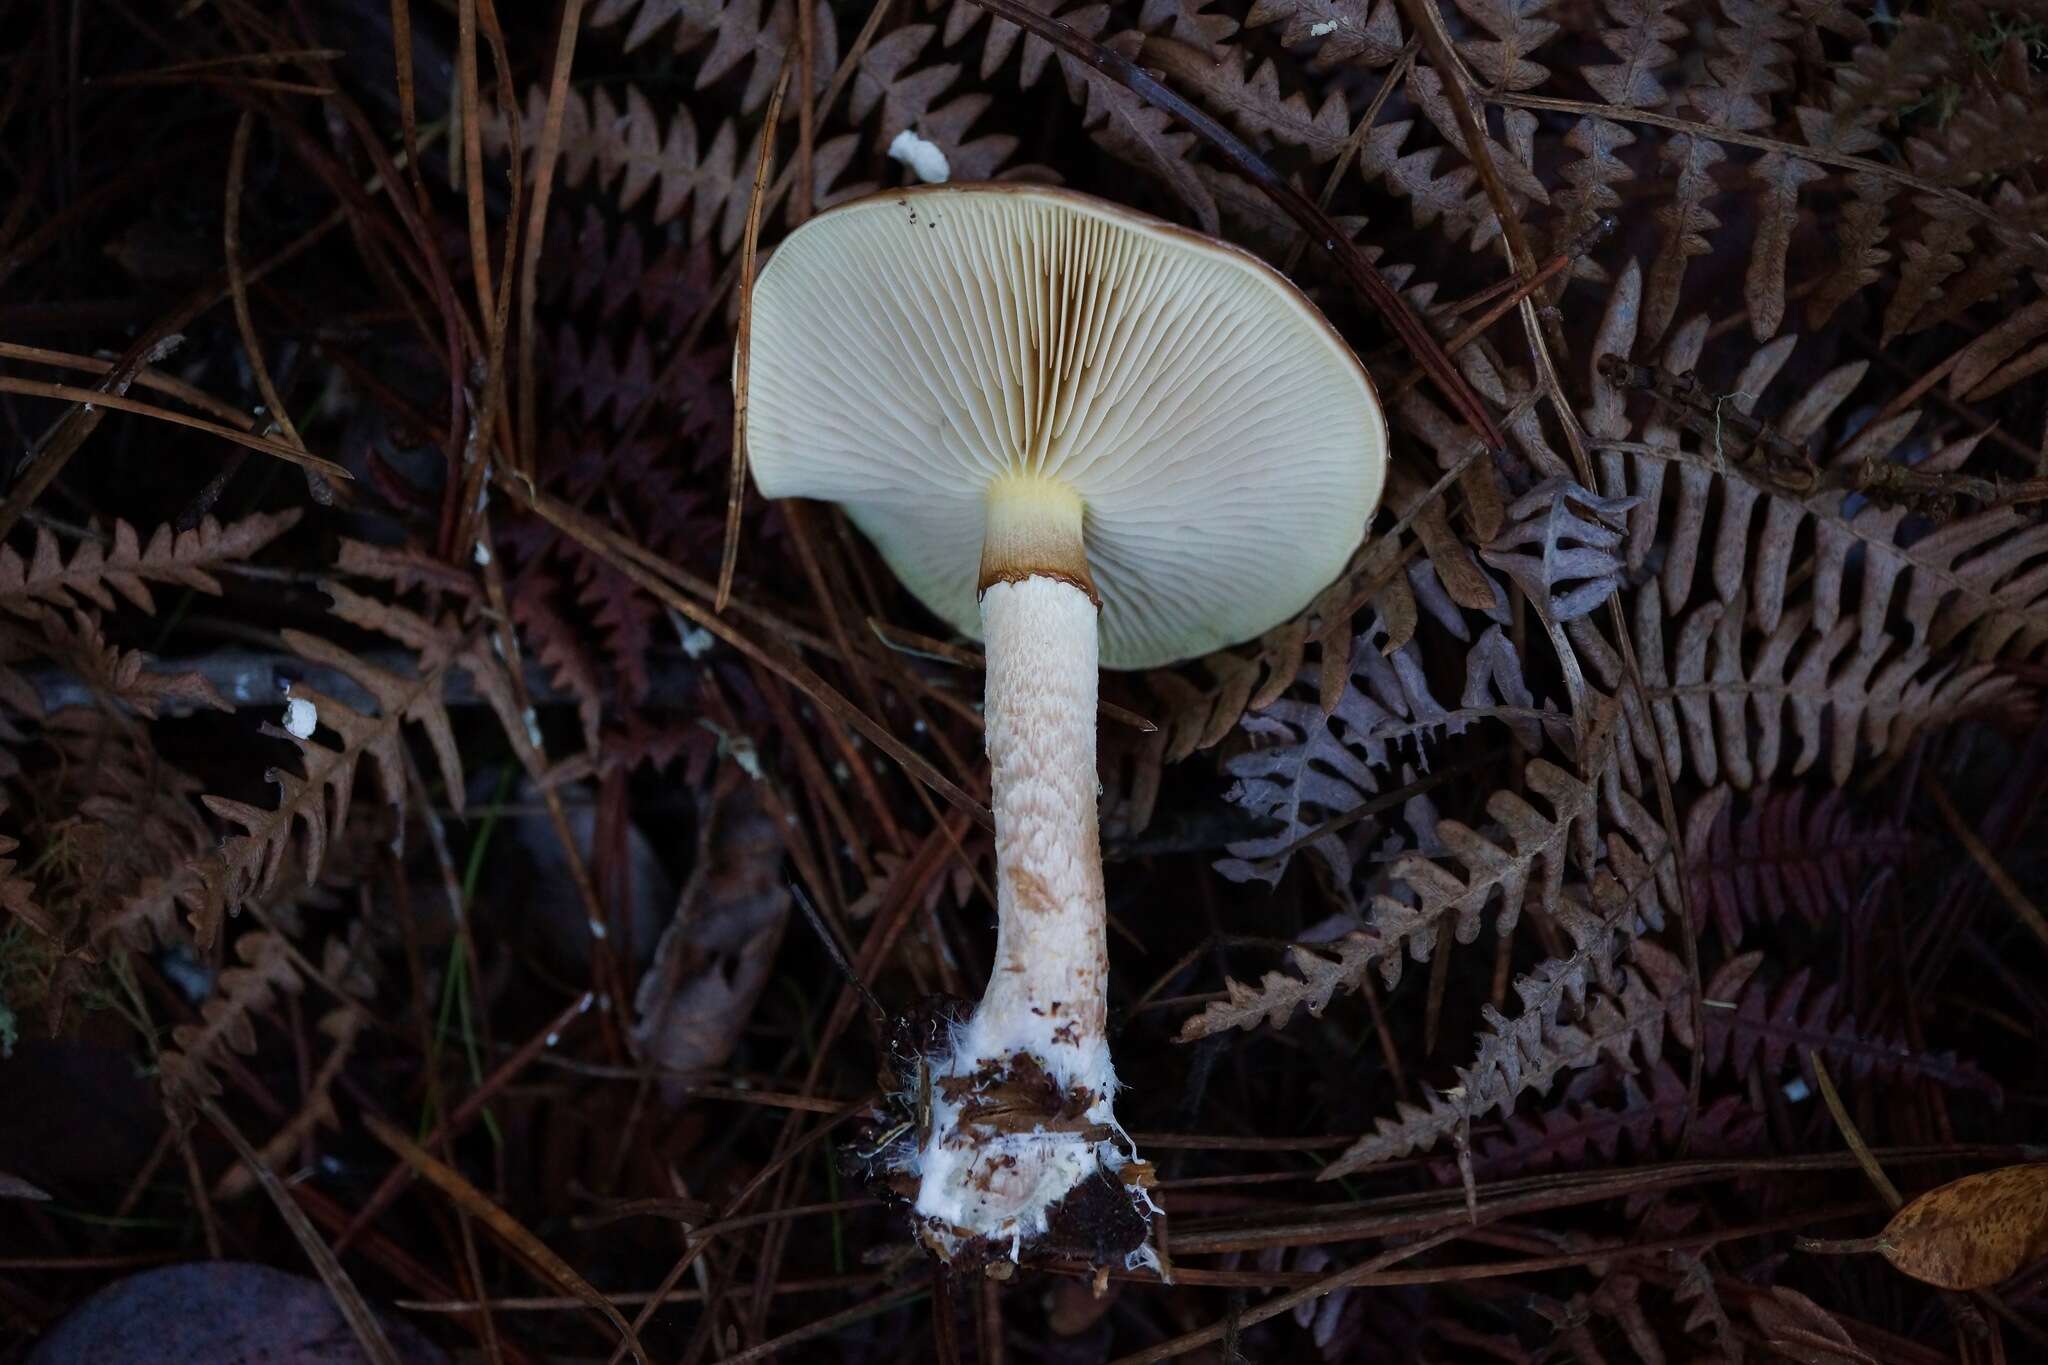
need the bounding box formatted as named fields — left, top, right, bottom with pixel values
left=969, top=570, right=1110, bottom=1079
left=905, top=479, right=1153, bottom=1265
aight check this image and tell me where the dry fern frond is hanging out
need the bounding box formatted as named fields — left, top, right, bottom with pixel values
left=1577, top=593, right=2020, bottom=792
left=1144, top=38, right=1351, bottom=163
left=1057, top=29, right=1222, bottom=233
left=1684, top=785, right=1918, bottom=948
left=1452, top=1061, right=1761, bottom=1181
left=1215, top=621, right=1558, bottom=887
left=3, top=711, right=215, bottom=954
left=1242, top=0, right=1405, bottom=74
left=188, top=584, right=529, bottom=949
left=1591, top=264, right=2048, bottom=669
left=0, top=800, right=51, bottom=940
left=1323, top=954, right=1674, bottom=1176
left=14, top=609, right=228, bottom=718
left=1188, top=756, right=1649, bottom=1038
left=843, top=25, right=1020, bottom=181
left=0, top=511, right=299, bottom=620
left=1635, top=941, right=2003, bottom=1099
left=492, top=86, right=741, bottom=240
left=157, top=929, right=303, bottom=1100
left=588, top=0, right=837, bottom=112
left=212, top=1008, right=363, bottom=1198
left=1688, top=950, right=2002, bottom=1098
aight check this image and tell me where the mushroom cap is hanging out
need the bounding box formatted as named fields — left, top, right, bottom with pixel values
left=744, top=184, right=1388, bottom=670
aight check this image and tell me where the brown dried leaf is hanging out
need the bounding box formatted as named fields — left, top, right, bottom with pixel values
left=631, top=778, right=790, bottom=1100
left=1879, top=1164, right=2048, bottom=1290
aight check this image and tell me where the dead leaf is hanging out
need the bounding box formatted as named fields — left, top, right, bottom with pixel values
left=1879, top=1163, right=2048, bottom=1290
left=631, top=774, right=790, bottom=1102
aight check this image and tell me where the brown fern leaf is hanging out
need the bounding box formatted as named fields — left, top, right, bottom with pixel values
left=1684, top=785, right=1918, bottom=948
left=1668, top=1250, right=1745, bottom=1363
left=212, top=1008, right=363, bottom=1199
left=0, top=511, right=299, bottom=620
left=1682, top=950, right=2002, bottom=1098
left=1554, top=116, right=1636, bottom=283
left=1187, top=759, right=1614, bottom=1040
left=939, top=0, right=1075, bottom=88
left=1056, top=28, right=1221, bottom=233
left=190, top=586, right=512, bottom=947
left=1215, top=622, right=1556, bottom=888
left=1805, top=173, right=1895, bottom=329
left=1744, top=152, right=1825, bottom=340
left=1144, top=38, right=1351, bottom=162
left=1684, top=0, right=1798, bottom=133
left=1642, top=135, right=1724, bottom=347
left=1882, top=198, right=1977, bottom=344
left=1580, top=0, right=1684, bottom=110
left=1241, top=0, right=1405, bottom=75
left=1137, top=0, right=1238, bottom=56
left=1578, top=593, right=2020, bottom=792
left=1200, top=165, right=1380, bottom=258
left=588, top=0, right=719, bottom=53
left=158, top=929, right=303, bottom=1100
left=1798, top=17, right=1952, bottom=157
left=1949, top=294, right=2048, bottom=401
left=21, top=609, right=228, bottom=718
left=493, top=86, right=739, bottom=240
left=510, top=573, right=606, bottom=755
left=589, top=0, right=836, bottom=112
left=851, top=27, right=960, bottom=142
left=1446, top=1061, right=1761, bottom=1181
left=4, top=712, right=213, bottom=953
left=1322, top=956, right=1673, bottom=1175
left=1908, top=86, right=2048, bottom=190
left=0, top=801, right=51, bottom=940
left=1390, top=67, right=1547, bottom=251
left=335, top=539, right=481, bottom=602
left=1177, top=931, right=1384, bottom=1038
left=1453, top=0, right=1558, bottom=92
left=1589, top=268, right=2048, bottom=675
left=1918, top=188, right=2048, bottom=333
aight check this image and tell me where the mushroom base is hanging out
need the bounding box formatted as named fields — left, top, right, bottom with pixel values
left=866, top=1005, right=1158, bottom=1274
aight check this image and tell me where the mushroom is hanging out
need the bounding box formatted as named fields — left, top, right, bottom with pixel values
left=742, top=185, right=1387, bottom=1269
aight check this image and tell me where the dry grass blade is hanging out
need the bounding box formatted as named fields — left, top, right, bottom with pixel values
left=0, top=376, right=350, bottom=481
left=0, top=208, right=346, bottom=540
left=515, top=0, right=589, bottom=475
left=199, top=1099, right=403, bottom=1365
left=1807, top=1049, right=1903, bottom=1210
left=224, top=113, right=310, bottom=462
left=0, top=341, right=260, bottom=429
left=363, top=1113, right=650, bottom=1364
left=1927, top=777, right=2048, bottom=954
left=722, top=59, right=791, bottom=614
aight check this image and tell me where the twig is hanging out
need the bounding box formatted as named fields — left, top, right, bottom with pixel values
left=202, top=1098, right=404, bottom=1365
left=0, top=375, right=350, bottom=481
left=1926, top=778, right=2048, bottom=955
left=364, top=1113, right=651, bottom=1364
left=721, top=59, right=791, bottom=613
left=1806, top=1050, right=1904, bottom=1210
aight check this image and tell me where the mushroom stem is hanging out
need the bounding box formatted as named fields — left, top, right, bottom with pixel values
left=907, top=480, right=1153, bottom=1265
left=972, top=571, right=1109, bottom=1077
